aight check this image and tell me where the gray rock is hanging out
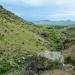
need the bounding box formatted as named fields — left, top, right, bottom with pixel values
left=36, top=51, right=64, bottom=64
left=24, top=51, right=64, bottom=75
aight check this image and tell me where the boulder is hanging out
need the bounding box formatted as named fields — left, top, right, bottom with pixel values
left=36, top=51, right=64, bottom=64
left=24, top=51, right=64, bottom=75
left=39, top=32, right=49, bottom=37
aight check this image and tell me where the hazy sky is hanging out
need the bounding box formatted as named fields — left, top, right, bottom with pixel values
left=0, top=0, right=75, bottom=21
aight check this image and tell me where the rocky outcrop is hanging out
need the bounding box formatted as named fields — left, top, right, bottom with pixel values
left=39, top=32, right=49, bottom=37
left=24, top=51, right=64, bottom=75
left=36, top=51, right=64, bottom=64
left=24, top=55, right=38, bottom=75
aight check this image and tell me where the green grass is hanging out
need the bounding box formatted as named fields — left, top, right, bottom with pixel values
left=0, top=7, right=49, bottom=75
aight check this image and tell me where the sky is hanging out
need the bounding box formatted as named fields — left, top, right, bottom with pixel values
left=0, top=0, right=75, bottom=21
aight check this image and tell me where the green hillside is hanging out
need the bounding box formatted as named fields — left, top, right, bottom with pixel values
left=0, top=6, right=75, bottom=75
left=0, top=6, right=49, bottom=51
left=0, top=6, right=49, bottom=75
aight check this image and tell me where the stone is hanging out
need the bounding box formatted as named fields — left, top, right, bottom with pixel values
left=24, top=55, right=38, bottom=75
left=36, top=51, right=64, bottom=64
left=24, top=51, right=64, bottom=75
left=0, top=5, right=3, bottom=8
left=39, top=32, right=49, bottom=37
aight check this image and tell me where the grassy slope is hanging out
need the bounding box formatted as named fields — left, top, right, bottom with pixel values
left=27, top=25, right=64, bottom=51
left=0, top=6, right=75, bottom=75
left=0, top=6, right=49, bottom=75
left=0, top=7, right=48, bottom=51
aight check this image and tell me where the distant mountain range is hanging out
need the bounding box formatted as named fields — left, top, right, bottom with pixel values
left=33, top=20, right=75, bottom=25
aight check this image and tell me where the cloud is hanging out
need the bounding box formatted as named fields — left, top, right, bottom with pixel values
left=21, top=0, right=65, bottom=6
left=52, top=11, right=75, bottom=17
left=44, top=10, right=75, bottom=20
left=1, top=0, right=75, bottom=7
left=0, top=0, right=65, bottom=6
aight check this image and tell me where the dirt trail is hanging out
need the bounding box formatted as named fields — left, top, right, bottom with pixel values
left=40, top=70, right=50, bottom=75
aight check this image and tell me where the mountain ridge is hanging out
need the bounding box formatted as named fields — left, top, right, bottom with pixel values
left=33, top=20, right=75, bottom=25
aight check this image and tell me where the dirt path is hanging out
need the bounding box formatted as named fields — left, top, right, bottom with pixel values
left=40, top=70, right=50, bottom=75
